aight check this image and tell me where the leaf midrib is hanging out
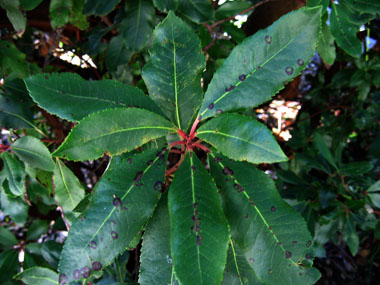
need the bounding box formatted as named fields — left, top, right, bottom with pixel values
left=197, top=130, right=282, bottom=159
left=11, top=145, right=49, bottom=162
left=57, top=160, right=76, bottom=208
left=3, top=154, right=22, bottom=194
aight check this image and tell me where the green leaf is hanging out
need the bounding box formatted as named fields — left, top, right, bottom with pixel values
left=0, top=189, right=29, bottom=225
left=19, top=0, right=43, bottom=10
left=0, top=0, right=26, bottom=34
left=216, top=1, right=251, bottom=20
left=317, top=21, right=336, bottom=65
left=0, top=227, right=18, bottom=247
left=344, top=215, right=359, bottom=256
left=168, top=154, right=229, bottom=285
left=210, top=153, right=320, bottom=284
left=367, top=181, right=380, bottom=208
left=27, top=219, right=49, bottom=241
left=142, top=11, right=205, bottom=130
left=106, top=35, right=133, bottom=71
left=313, top=132, right=338, bottom=171
left=53, top=108, right=175, bottom=161
left=330, top=3, right=362, bottom=58
left=153, top=0, right=178, bottom=12
left=344, top=0, right=380, bottom=14
left=0, top=250, right=19, bottom=283
left=0, top=40, right=28, bottom=78
left=49, top=0, right=71, bottom=29
left=340, top=161, right=373, bottom=176
left=11, top=136, right=55, bottom=171
left=139, top=193, right=179, bottom=285
left=58, top=146, right=168, bottom=283
left=306, top=0, right=329, bottom=11
left=197, top=114, right=287, bottom=164
left=53, top=159, right=85, bottom=217
left=83, top=0, right=121, bottom=15
left=222, top=241, right=263, bottom=285
left=121, top=0, right=155, bottom=52
left=25, top=73, right=164, bottom=122
left=14, top=267, right=58, bottom=284
left=339, top=1, right=377, bottom=26
left=70, top=0, right=89, bottom=30
left=1, top=152, right=26, bottom=196
left=177, top=0, right=214, bottom=23
left=198, top=7, right=321, bottom=120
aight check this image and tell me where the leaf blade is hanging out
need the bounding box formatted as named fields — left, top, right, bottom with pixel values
left=14, top=267, right=58, bottom=284
left=1, top=152, right=26, bottom=196
left=53, top=108, right=176, bottom=161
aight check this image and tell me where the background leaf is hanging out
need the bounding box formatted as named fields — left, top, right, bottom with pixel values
left=14, top=267, right=58, bottom=284
left=53, top=108, right=175, bottom=161
left=153, top=0, right=178, bottom=12
left=168, top=154, right=229, bottom=285
left=317, top=20, right=336, bottom=65
left=0, top=189, right=29, bottom=224
left=197, top=114, right=287, bottom=164
left=58, top=146, right=168, bottom=283
left=177, top=0, right=214, bottom=23
left=19, top=0, right=43, bottom=11
left=49, top=0, right=71, bottom=29
left=210, top=153, right=320, bottom=284
left=25, top=73, right=164, bottom=122
left=1, top=152, right=26, bottom=196
left=12, top=136, right=55, bottom=171
left=83, top=0, right=121, bottom=15
left=0, top=0, right=26, bottom=34
left=143, top=11, right=205, bottom=131
left=198, top=7, right=321, bottom=120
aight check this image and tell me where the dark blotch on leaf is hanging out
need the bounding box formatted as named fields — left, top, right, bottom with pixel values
left=191, top=165, right=196, bottom=171
left=299, top=272, right=303, bottom=276
left=214, top=157, right=221, bottom=163
left=147, top=160, right=153, bottom=166
left=271, top=206, right=276, bottom=212
left=265, top=35, right=272, bottom=44
left=306, top=240, right=312, bottom=248
left=58, top=274, right=68, bottom=285
left=305, top=253, right=312, bottom=259
left=134, top=171, right=143, bottom=183
left=249, top=257, right=254, bottom=263
left=285, top=66, right=294, bottom=75
left=113, top=197, right=122, bottom=208
left=92, top=261, right=102, bottom=271
left=292, top=240, right=298, bottom=245
left=244, top=213, right=248, bottom=219
left=88, top=240, right=97, bottom=249
left=239, top=74, right=246, bottom=81
left=154, top=181, right=163, bottom=191
left=285, top=251, right=292, bottom=259
left=111, top=231, right=118, bottom=239
left=233, top=183, right=244, bottom=192
left=297, top=59, right=304, bottom=66
left=277, top=242, right=282, bottom=246
left=208, top=103, right=214, bottom=109
left=80, top=266, right=91, bottom=278
left=73, top=269, right=81, bottom=279
left=216, top=109, right=223, bottom=115
left=222, top=166, right=234, bottom=176
left=268, top=269, right=273, bottom=275
left=127, top=158, right=132, bottom=164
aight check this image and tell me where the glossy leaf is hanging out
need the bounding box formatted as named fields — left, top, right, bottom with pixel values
left=143, top=11, right=205, bottom=131
left=106, top=35, right=132, bottom=71
left=197, top=114, right=287, bottom=164
left=153, top=0, right=178, bottom=12
left=344, top=0, right=380, bottom=14
left=14, top=267, right=59, bottom=284
left=210, top=153, right=320, bottom=284
left=177, top=0, right=214, bottom=23
left=317, top=20, right=336, bottom=65
left=0, top=0, right=26, bottom=34
left=53, top=159, right=85, bottom=216
left=216, top=1, right=251, bottom=20
left=27, top=219, right=49, bottom=240
left=339, top=1, right=377, bottom=26
left=49, top=0, right=71, bottom=29
left=1, top=152, right=26, bottom=196
left=83, top=0, right=121, bottom=15
left=25, top=73, right=164, bottom=122
left=198, top=7, right=321, bottom=120
left=58, top=147, right=168, bottom=283
left=53, top=108, right=175, bottom=161
left=139, top=194, right=178, bottom=285
left=12, top=136, right=55, bottom=172
left=0, top=250, right=19, bottom=283
left=0, top=227, right=18, bottom=247
left=313, top=132, right=338, bottom=171
left=0, top=41, right=28, bottom=78
left=168, top=154, right=229, bottom=285
left=19, top=0, right=43, bottom=10
left=330, top=3, right=362, bottom=58
left=0, top=91, right=34, bottom=129
left=222, top=241, right=263, bottom=285
left=0, top=189, right=29, bottom=224
left=306, top=0, right=329, bottom=11
left=121, top=0, right=155, bottom=52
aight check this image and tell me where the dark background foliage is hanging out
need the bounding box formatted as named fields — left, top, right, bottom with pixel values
left=0, top=0, right=379, bottom=284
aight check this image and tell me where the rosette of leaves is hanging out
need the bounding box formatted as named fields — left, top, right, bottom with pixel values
left=23, top=7, right=322, bottom=285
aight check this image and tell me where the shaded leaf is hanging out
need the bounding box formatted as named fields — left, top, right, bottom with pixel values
left=106, top=35, right=132, bottom=71
left=58, top=146, right=168, bottom=283
left=0, top=0, right=26, bottom=34
left=83, top=0, right=121, bottom=15
left=143, top=11, right=205, bottom=130
left=12, top=136, right=55, bottom=171
left=0, top=250, right=19, bottom=284
left=0, top=40, right=28, bottom=78
left=368, top=180, right=380, bottom=209
left=53, top=108, right=175, bottom=161
left=222, top=241, right=263, bottom=285
left=168, top=154, right=229, bottom=285
left=330, top=3, right=362, bottom=58
left=306, top=0, right=329, bottom=11
left=19, top=0, right=43, bottom=10
left=0, top=189, right=29, bottom=224
left=344, top=215, right=359, bottom=256
left=197, top=114, right=287, bottom=164
left=121, top=0, right=155, bottom=51
left=1, top=152, right=26, bottom=196
left=198, top=7, right=321, bottom=120
left=317, top=20, right=336, bottom=65
left=340, top=161, right=373, bottom=176
left=27, top=219, right=49, bottom=241
left=177, top=0, right=214, bottom=23
left=53, top=159, right=85, bottom=216
left=0, top=227, right=18, bottom=247
left=14, top=267, right=58, bottom=284
left=153, top=0, right=178, bottom=12
left=313, top=132, right=338, bottom=171
left=216, top=1, right=251, bottom=20
left=139, top=193, right=178, bottom=285
left=49, top=0, right=71, bottom=29
left=210, top=153, right=320, bottom=284
left=70, top=0, right=89, bottom=30
left=25, top=72, right=164, bottom=122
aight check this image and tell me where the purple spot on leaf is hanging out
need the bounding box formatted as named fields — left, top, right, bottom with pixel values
left=249, top=257, right=255, bottom=263
left=92, top=261, right=102, bottom=271
left=271, top=206, right=276, bottom=212
left=73, top=270, right=81, bottom=280
left=88, top=240, right=97, bottom=249
left=285, top=251, right=292, bottom=259
left=58, top=274, right=68, bottom=285
left=285, top=66, right=294, bottom=75
left=265, top=35, right=272, bottom=44
left=147, top=160, right=153, bottom=166
left=154, top=181, right=163, bottom=191
left=127, top=158, right=132, bottom=164
left=222, top=166, right=234, bottom=176
left=111, top=231, right=118, bottom=239
left=208, top=103, right=214, bottom=109
left=216, top=109, right=223, bottom=115
left=80, top=266, right=91, bottom=278
left=113, top=197, right=122, bottom=208
left=305, top=253, right=312, bottom=259
left=239, top=74, right=246, bottom=81
left=297, top=59, right=304, bottom=66
left=306, top=240, right=312, bottom=248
